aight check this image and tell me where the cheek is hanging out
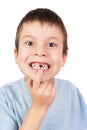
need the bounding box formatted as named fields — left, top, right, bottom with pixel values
left=53, top=54, right=64, bottom=68
left=16, top=54, right=26, bottom=66
left=18, top=49, right=29, bottom=62
left=52, top=53, right=61, bottom=62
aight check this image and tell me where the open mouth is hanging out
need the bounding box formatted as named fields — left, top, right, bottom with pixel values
left=30, top=62, right=50, bottom=71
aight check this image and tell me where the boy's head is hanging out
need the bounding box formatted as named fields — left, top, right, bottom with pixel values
left=14, top=8, right=68, bottom=81
left=15, top=8, right=68, bottom=54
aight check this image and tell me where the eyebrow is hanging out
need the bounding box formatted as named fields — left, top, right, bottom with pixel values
left=22, top=34, right=59, bottom=41
left=46, top=36, right=60, bottom=41
left=22, top=35, right=36, bottom=40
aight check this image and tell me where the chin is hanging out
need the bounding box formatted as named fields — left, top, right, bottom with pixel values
left=41, top=75, right=54, bottom=82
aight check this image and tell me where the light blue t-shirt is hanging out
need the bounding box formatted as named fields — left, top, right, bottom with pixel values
left=0, top=78, right=87, bottom=130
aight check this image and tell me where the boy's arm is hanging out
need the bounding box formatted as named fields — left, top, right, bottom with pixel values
left=19, top=70, right=56, bottom=130
left=19, top=105, right=47, bottom=130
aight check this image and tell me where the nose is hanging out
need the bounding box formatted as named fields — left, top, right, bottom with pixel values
left=34, top=46, right=47, bottom=57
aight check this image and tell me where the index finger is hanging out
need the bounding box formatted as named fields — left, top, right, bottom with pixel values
left=33, top=70, right=43, bottom=88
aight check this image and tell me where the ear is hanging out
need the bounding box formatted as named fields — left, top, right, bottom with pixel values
left=62, top=52, right=68, bottom=67
left=14, top=48, right=18, bottom=64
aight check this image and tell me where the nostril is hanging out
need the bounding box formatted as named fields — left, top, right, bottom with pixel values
left=34, top=52, right=46, bottom=57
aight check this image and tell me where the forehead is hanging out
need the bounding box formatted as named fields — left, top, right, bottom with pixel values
left=19, top=21, right=64, bottom=40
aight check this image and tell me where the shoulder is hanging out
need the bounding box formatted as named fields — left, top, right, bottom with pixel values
left=0, top=78, right=26, bottom=100
left=54, top=78, right=86, bottom=106
left=0, top=78, right=26, bottom=129
left=0, top=78, right=25, bottom=90
left=55, top=78, right=87, bottom=128
left=0, top=78, right=28, bottom=114
left=54, top=78, right=78, bottom=93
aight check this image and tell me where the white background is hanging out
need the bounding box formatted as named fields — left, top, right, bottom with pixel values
left=0, top=0, right=87, bottom=102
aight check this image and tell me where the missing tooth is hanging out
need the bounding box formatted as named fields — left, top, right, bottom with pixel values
left=39, top=65, right=43, bottom=68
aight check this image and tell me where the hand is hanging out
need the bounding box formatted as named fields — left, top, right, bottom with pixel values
left=27, top=70, right=56, bottom=110
left=20, top=70, right=56, bottom=130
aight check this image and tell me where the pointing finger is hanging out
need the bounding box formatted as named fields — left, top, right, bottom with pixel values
left=33, top=70, right=43, bottom=88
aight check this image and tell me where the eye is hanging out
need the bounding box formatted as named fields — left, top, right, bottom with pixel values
left=48, top=42, right=56, bottom=47
left=26, top=41, right=33, bottom=46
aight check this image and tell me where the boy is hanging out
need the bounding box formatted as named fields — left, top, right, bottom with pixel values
left=0, top=8, right=87, bottom=130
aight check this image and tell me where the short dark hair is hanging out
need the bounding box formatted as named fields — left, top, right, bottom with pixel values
left=15, top=8, right=68, bottom=54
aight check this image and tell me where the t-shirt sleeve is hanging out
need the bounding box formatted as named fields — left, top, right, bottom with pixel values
left=0, top=90, right=18, bottom=130
left=76, top=88, right=87, bottom=129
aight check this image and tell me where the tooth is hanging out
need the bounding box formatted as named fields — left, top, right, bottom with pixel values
left=31, top=63, right=49, bottom=70
left=43, top=65, right=48, bottom=70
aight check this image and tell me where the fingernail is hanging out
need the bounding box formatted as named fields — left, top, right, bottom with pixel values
left=38, top=69, right=43, bottom=74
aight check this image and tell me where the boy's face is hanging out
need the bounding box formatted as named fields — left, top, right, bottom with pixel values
left=14, top=21, right=67, bottom=82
